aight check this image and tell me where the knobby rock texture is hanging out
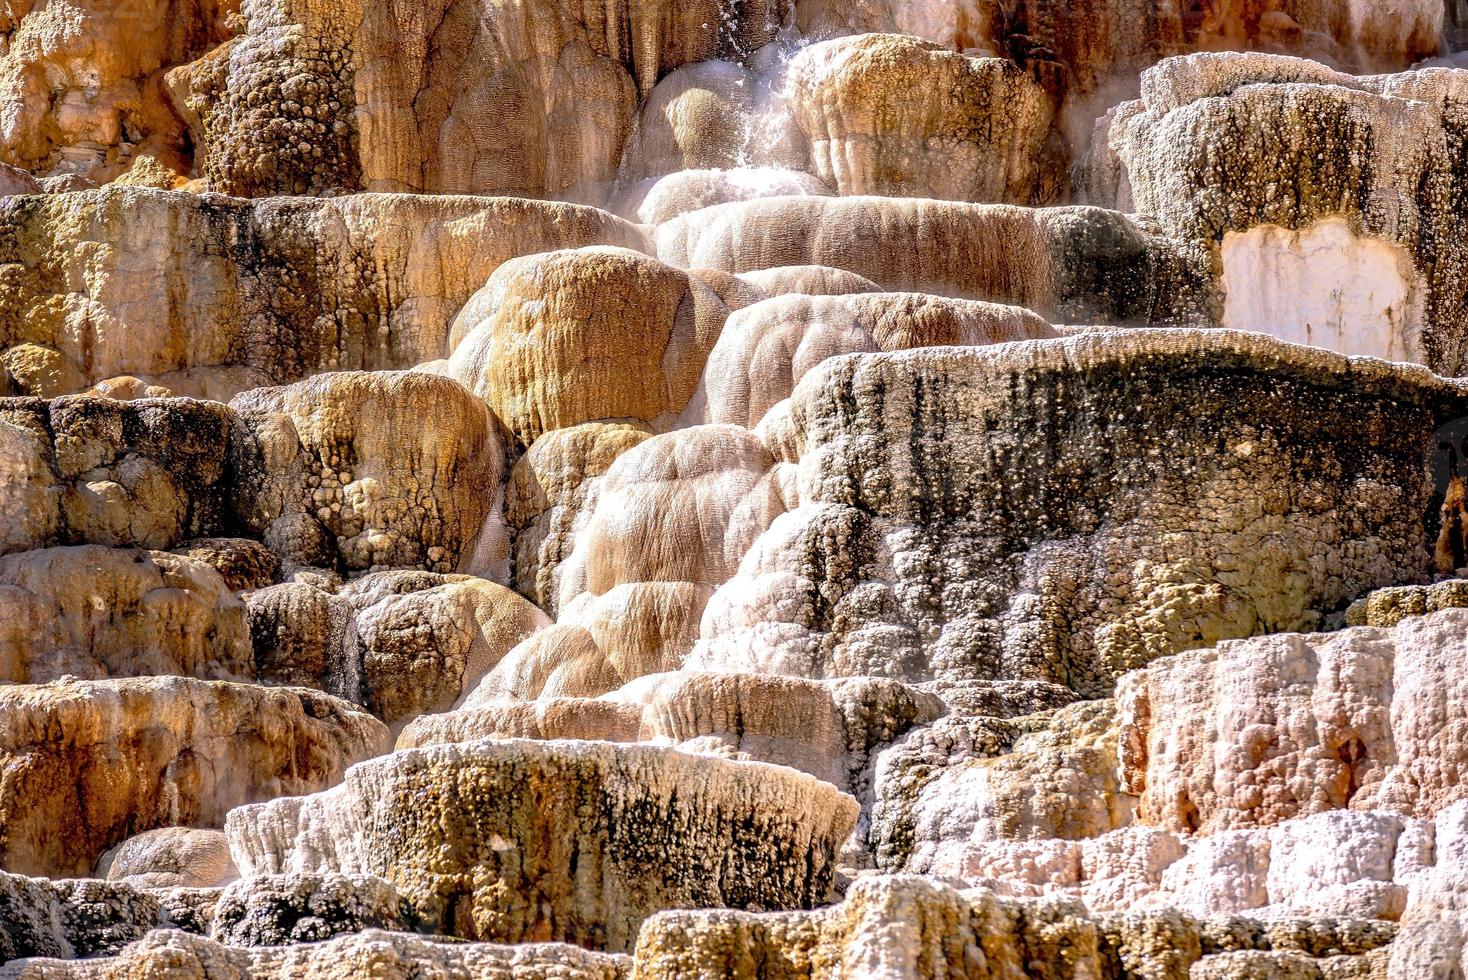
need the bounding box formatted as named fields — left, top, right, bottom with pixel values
left=3, top=0, right=1468, bottom=977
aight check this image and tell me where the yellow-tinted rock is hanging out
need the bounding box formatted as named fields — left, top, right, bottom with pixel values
left=96, top=828, right=237, bottom=890
left=0, top=545, right=251, bottom=684
left=0, top=677, right=387, bottom=877
left=0, top=0, right=229, bottom=185
left=788, top=34, right=1057, bottom=203
left=0, top=188, right=648, bottom=393
left=227, top=740, right=858, bottom=952
left=448, top=247, right=732, bottom=445
left=0, top=927, right=631, bottom=978
left=231, top=371, right=500, bottom=574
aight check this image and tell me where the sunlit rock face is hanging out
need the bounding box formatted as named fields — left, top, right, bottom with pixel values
left=1221, top=220, right=1424, bottom=361
left=445, top=246, right=737, bottom=446
left=692, top=330, right=1468, bottom=697
left=735, top=264, right=884, bottom=300
left=167, top=0, right=791, bottom=201
left=230, top=371, right=502, bottom=575
left=0, top=0, right=1440, bottom=200
left=559, top=424, right=788, bottom=611
left=618, top=61, right=807, bottom=186
left=1119, top=607, right=1468, bottom=833
left=790, top=0, right=1445, bottom=210
left=1096, top=53, right=1468, bottom=369
left=909, top=806, right=1426, bottom=922
left=797, top=1, right=1443, bottom=106
left=0, top=545, right=251, bottom=684
left=0, top=189, right=647, bottom=397
left=682, top=292, right=1058, bottom=428
left=868, top=700, right=1130, bottom=873
left=474, top=424, right=791, bottom=701
left=505, top=422, right=653, bottom=617
left=0, top=677, right=387, bottom=877
left=0, top=395, right=235, bottom=557
left=657, top=196, right=1210, bottom=325
left=402, top=672, right=943, bottom=803
left=627, top=166, right=834, bottom=224
left=865, top=610, right=1468, bottom=934
left=246, top=571, right=549, bottom=722
left=785, top=34, right=1060, bottom=204
left=1346, top=577, right=1468, bottom=628
left=0, top=924, right=633, bottom=977
left=5, top=0, right=1468, bottom=973
left=227, top=740, right=857, bottom=951
left=634, top=873, right=1397, bottom=979
left=0, top=0, right=239, bottom=188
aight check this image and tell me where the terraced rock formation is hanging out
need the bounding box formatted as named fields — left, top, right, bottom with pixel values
left=2, top=1, right=1468, bottom=977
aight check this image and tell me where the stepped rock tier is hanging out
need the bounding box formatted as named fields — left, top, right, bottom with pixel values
left=3, top=0, right=1468, bottom=976
left=693, top=331, right=1468, bottom=696
left=227, top=739, right=857, bottom=951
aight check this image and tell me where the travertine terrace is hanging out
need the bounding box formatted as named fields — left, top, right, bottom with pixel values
left=3, top=1, right=1468, bottom=977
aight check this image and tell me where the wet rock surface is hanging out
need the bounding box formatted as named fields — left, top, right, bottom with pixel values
left=2, top=4, right=1467, bottom=977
